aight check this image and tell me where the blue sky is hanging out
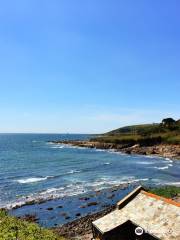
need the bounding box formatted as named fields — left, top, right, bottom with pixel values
left=0, top=1, right=179, bottom=133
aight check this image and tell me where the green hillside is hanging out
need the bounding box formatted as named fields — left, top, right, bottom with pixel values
left=91, top=118, right=180, bottom=145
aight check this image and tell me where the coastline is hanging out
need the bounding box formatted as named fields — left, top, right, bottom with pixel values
left=2, top=184, right=180, bottom=240
left=5, top=140, right=179, bottom=217
left=49, top=140, right=180, bottom=160
left=1, top=135, right=179, bottom=240
left=8, top=184, right=135, bottom=226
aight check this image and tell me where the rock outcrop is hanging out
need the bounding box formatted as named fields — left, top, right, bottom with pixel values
left=50, top=140, right=180, bottom=159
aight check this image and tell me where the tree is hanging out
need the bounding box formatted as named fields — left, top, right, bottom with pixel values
left=162, top=118, right=175, bottom=128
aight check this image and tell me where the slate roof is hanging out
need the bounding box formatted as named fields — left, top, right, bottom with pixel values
left=92, top=186, right=180, bottom=240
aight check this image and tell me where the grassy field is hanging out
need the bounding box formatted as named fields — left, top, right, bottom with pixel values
left=148, top=186, right=180, bottom=199
left=91, top=119, right=180, bottom=145
left=0, top=210, right=64, bottom=240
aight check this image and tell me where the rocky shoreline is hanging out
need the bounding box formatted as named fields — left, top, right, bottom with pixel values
left=50, top=140, right=180, bottom=160
left=9, top=182, right=136, bottom=228
left=54, top=205, right=116, bottom=240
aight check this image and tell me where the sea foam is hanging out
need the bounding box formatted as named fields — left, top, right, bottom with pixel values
left=15, top=176, right=53, bottom=184
left=6, top=177, right=150, bottom=209
left=154, top=166, right=169, bottom=170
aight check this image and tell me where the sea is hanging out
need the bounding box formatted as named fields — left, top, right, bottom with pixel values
left=0, top=133, right=180, bottom=227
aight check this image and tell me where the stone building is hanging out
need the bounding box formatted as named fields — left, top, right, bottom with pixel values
left=92, top=186, right=180, bottom=240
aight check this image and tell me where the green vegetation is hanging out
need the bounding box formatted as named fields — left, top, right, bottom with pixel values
left=149, top=186, right=180, bottom=199
left=91, top=118, right=180, bottom=146
left=0, top=210, right=64, bottom=240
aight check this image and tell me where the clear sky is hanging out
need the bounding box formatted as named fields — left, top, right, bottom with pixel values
left=0, top=1, right=179, bottom=133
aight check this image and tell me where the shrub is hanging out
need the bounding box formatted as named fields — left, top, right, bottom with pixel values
left=149, top=186, right=180, bottom=198
left=0, top=210, right=64, bottom=240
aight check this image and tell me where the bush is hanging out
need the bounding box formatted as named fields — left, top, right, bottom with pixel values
left=0, top=210, right=64, bottom=240
left=149, top=186, right=180, bottom=198
left=164, top=135, right=180, bottom=144
left=139, top=136, right=162, bottom=146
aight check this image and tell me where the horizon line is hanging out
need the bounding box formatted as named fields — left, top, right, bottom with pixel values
left=0, top=132, right=99, bottom=135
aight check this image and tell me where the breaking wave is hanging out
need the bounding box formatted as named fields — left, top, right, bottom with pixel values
left=51, top=145, right=65, bottom=149
left=67, top=170, right=81, bottom=174
left=135, top=161, right=155, bottom=165
left=153, top=163, right=173, bottom=170
left=14, top=176, right=54, bottom=184
left=14, top=170, right=82, bottom=184
left=49, top=143, right=88, bottom=150
left=5, top=177, right=149, bottom=209
left=154, top=166, right=169, bottom=170
left=165, top=158, right=173, bottom=163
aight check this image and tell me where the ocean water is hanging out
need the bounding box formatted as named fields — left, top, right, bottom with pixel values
left=0, top=133, right=180, bottom=226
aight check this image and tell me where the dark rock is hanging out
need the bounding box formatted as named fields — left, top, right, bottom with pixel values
left=107, top=194, right=115, bottom=199
left=142, top=151, right=147, bottom=155
left=111, top=188, right=118, bottom=192
left=125, top=150, right=131, bottom=154
left=101, top=204, right=110, bottom=208
left=47, top=207, right=53, bottom=211
left=38, top=199, right=47, bottom=204
left=87, top=201, right=98, bottom=207
left=26, top=200, right=36, bottom=206
left=79, top=197, right=90, bottom=201
left=76, top=213, right=81, bottom=217
left=80, top=205, right=86, bottom=209
left=19, top=214, right=38, bottom=223
left=54, top=205, right=116, bottom=238
left=60, top=212, right=68, bottom=217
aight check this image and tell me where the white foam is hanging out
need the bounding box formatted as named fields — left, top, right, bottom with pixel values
left=168, top=164, right=173, bottom=167
left=94, top=148, right=105, bottom=152
left=4, top=184, right=87, bottom=209
left=129, top=178, right=149, bottom=183
left=144, top=155, right=155, bottom=159
left=40, top=187, right=65, bottom=194
left=69, top=145, right=88, bottom=150
left=108, top=150, right=127, bottom=156
left=5, top=176, right=151, bottom=209
left=15, top=176, right=51, bottom=184
left=135, top=161, right=155, bottom=165
left=52, top=144, right=88, bottom=150
left=67, top=170, right=81, bottom=174
left=38, top=184, right=86, bottom=199
left=165, top=158, right=173, bottom=163
left=51, top=145, right=65, bottom=149
left=84, top=177, right=149, bottom=191
left=154, top=166, right=169, bottom=170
